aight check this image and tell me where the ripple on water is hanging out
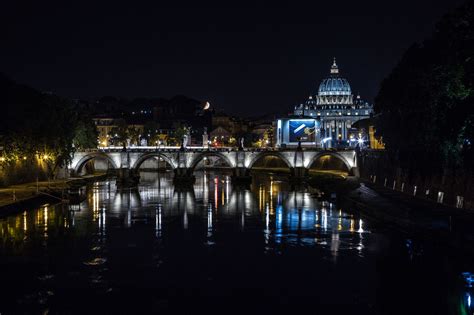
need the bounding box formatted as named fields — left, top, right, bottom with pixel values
left=83, top=257, right=107, bottom=266
left=90, top=275, right=104, bottom=284
left=19, top=290, right=54, bottom=306
left=37, top=274, right=54, bottom=281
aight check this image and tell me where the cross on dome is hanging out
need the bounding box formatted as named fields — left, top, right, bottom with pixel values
left=330, top=57, right=339, bottom=74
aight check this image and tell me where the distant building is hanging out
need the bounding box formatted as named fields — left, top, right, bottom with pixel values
left=281, top=59, right=373, bottom=148
left=90, top=95, right=214, bottom=147
left=212, top=113, right=234, bottom=132
left=93, top=117, right=117, bottom=147
left=209, top=126, right=232, bottom=146
left=212, top=112, right=249, bottom=135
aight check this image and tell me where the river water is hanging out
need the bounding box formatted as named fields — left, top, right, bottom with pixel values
left=0, top=171, right=473, bottom=314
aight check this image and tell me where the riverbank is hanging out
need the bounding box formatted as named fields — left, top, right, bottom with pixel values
left=0, top=173, right=108, bottom=214
left=302, top=172, right=474, bottom=251
left=343, top=180, right=474, bottom=252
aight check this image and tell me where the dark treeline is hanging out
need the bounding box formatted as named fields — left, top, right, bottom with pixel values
left=375, top=0, right=474, bottom=178
left=0, top=74, right=97, bottom=179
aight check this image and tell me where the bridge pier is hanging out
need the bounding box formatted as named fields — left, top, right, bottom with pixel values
left=173, top=168, right=196, bottom=186
left=116, top=168, right=140, bottom=188
left=230, top=148, right=252, bottom=185
left=350, top=166, right=360, bottom=177
left=231, top=167, right=252, bottom=185
left=289, top=144, right=308, bottom=183
left=290, top=167, right=309, bottom=184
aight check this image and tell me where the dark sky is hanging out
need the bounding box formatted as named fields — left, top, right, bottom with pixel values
left=2, top=1, right=466, bottom=115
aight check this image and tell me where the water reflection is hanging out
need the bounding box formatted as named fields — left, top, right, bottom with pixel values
left=0, top=171, right=368, bottom=256
left=0, top=170, right=471, bottom=314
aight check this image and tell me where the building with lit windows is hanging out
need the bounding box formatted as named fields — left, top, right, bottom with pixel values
left=279, top=59, right=373, bottom=148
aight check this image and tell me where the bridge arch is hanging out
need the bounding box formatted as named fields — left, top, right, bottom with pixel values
left=307, top=151, right=352, bottom=173
left=131, top=153, right=177, bottom=170
left=189, top=151, right=234, bottom=171
left=247, top=152, right=293, bottom=170
left=74, top=152, right=119, bottom=174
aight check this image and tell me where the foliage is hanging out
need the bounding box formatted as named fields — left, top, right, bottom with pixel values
left=73, top=113, right=98, bottom=150
left=0, top=74, right=99, bottom=179
left=170, top=123, right=190, bottom=146
left=127, top=126, right=141, bottom=146
left=234, top=130, right=253, bottom=148
left=143, top=121, right=161, bottom=145
left=375, top=1, right=474, bottom=175
left=1, top=76, right=71, bottom=178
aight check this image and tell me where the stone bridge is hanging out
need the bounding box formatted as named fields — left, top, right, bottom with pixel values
left=70, top=147, right=358, bottom=186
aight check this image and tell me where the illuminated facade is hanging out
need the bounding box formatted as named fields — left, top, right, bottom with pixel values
left=293, top=59, right=373, bottom=147
left=93, top=117, right=145, bottom=147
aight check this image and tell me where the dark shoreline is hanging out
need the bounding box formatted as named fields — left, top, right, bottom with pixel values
left=0, top=173, right=109, bottom=217
left=341, top=180, right=474, bottom=253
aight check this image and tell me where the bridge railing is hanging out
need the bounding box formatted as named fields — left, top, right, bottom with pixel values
left=77, top=146, right=356, bottom=153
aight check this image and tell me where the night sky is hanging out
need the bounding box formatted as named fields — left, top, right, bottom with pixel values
left=2, top=1, right=466, bottom=115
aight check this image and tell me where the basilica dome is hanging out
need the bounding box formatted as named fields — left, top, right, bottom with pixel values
left=318, top=59, right=352, bottom=96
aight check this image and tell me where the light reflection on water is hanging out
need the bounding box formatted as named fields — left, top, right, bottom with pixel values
left=0, top=170, right=471, bottom=314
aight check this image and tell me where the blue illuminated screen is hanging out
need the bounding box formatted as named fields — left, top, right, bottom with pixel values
left=289, top=120, right=316, bottom=142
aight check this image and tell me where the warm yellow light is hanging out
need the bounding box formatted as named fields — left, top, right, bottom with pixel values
left=0, top=157, right=5, bottom=162
left=43, top=155, right=49, bottom=160
left=23, top=156, right=27, bottom=160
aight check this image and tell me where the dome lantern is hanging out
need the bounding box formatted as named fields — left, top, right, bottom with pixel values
left=330, top=57, right=339, bottom=75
